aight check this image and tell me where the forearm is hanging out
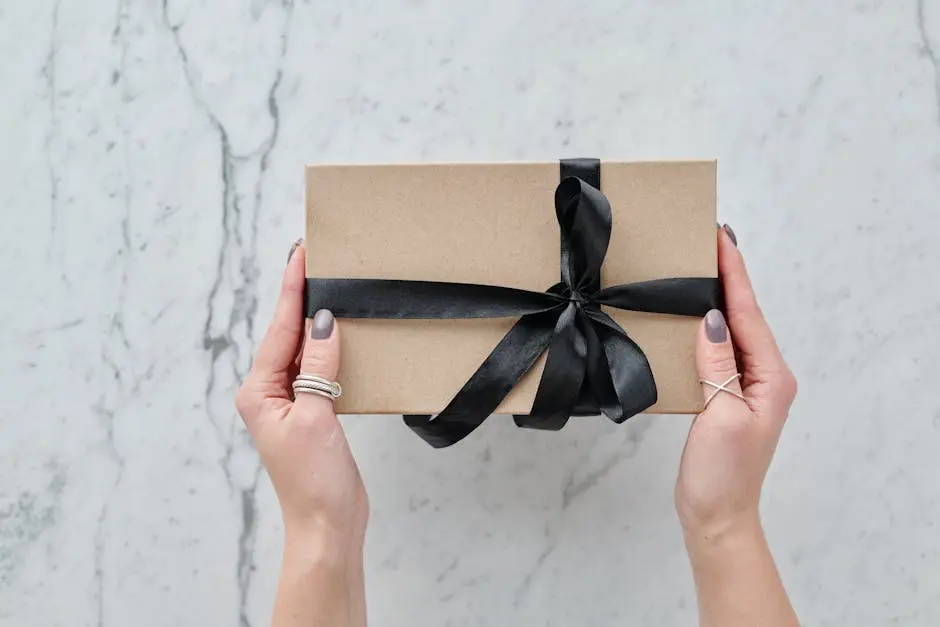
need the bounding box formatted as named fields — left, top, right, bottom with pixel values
left=685, top=517, right=798, bottom=627
left=272, top=529, right=366, bottom=627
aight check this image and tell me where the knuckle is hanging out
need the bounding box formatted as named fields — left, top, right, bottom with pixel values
left=301, top=350, right=332, bottom=376
left=282, top=266, right=305, bottom=292
left=270, top=316, right=293, bottom=338
left=705, top=351, right=739, bottom=377
left=778, top=368, right=798, bottom=402
left=235, top=385, right=253, bottom=419
left=728, top=300, right=761, bottom=326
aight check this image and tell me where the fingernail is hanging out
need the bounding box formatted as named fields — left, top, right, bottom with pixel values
left=311, top=309, right=334, bottom=339
left=287, top=238, right=303, bottom=265
left=705, top=309, right=727, bottom=343
left=722, top=224, right=738, bottom=247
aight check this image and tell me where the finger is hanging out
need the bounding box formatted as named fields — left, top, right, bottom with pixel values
left=253, top=239, right=306, bottom=379
left=718, top=227, right=786, bottom=382
left=695, top=309, right=746, bottom=415
left=293, top=309, right=342, bottom=414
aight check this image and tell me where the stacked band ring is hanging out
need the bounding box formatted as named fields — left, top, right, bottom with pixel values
left=292, top=374, right=343, bottom=401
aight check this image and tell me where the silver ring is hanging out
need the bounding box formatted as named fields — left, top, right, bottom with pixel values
left=293, top=381, right=334, bottom=395
left=294, top=373, right=342, bottom=397
left=292, top=387, right=336, bottom=401
left=292, top=374, right=342, bottom=400
left=698, top=374, right=746, bottom=408
left=293, top=382, right=340, bottom=400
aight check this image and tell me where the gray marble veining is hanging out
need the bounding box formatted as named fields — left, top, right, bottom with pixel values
left=2, top=1, right=940, bottom=625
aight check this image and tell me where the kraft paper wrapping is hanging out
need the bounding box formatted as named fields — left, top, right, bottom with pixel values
left=305, top=161, right=716, bottom=416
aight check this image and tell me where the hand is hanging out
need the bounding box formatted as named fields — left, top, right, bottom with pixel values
left=236, top=240, right=368, bottom=627
left=676, top=226, right=800, bottom=627
left=676, top=226, right=798, bottom=538
left=236, top=240, right=368, bottom=539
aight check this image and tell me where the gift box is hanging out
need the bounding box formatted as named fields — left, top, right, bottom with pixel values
left=305, top=159, right=719, bottom=447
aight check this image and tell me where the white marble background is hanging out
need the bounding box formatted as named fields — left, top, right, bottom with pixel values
left=2, top=1, right=940, bottom=625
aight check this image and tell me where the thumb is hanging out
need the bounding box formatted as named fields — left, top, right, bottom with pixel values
left=294, top=308, right=342, bottom=412
left=695, top=309, right=744, bottom=413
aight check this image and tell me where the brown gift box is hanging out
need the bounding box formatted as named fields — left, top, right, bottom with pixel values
left=305, top=160, right=717, bottom=416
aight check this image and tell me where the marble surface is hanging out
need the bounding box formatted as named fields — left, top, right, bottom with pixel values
left=2, top=1, right=940, bottom=625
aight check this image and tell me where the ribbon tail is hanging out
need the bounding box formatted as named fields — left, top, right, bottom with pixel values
left=404, top=311, right=557, bottom=448
left=579, top=320, right=621, bottom=419
left=514, top=303, right=586, bottom=431
left=584, top=310, right=657, bottom=423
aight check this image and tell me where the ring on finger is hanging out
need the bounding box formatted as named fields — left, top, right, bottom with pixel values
left=698, top=373, right=746, bottom=408
left=292, top=373, right=342, bottom=400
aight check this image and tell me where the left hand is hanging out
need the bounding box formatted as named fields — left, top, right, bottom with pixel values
left=235, top=240, right=368, bottom=546
left=237, top=240, right=368, bottom=627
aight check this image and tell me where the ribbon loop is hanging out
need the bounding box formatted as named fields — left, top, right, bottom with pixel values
left=555, top=176, right=612, bottom=299
left=305, top=158, right=721, bottom=448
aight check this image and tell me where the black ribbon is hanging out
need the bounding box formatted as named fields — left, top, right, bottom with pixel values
left=305, top=159, right=721, bottom=448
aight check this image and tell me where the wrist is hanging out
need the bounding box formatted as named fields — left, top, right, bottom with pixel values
left=283, top=517, right=364, bottom=569
left=276, top=520, right=368, bottom=627
left=683, top=511, right=766, bottom=563
left=681, top=511, right=799, bottom=626
left=679, top=499, right=761, bottom=541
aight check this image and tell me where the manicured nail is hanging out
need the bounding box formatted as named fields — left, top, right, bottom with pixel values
left=287, top=238, right=303, bottom=265
left=705, top=309, right=727, bottom=343
left=311, top=309, right=334, bottom=339
left=722, top=224, right=737, bottom=247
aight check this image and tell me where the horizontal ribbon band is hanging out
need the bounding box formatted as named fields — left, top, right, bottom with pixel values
left=305, top=158, right=721, bottom=448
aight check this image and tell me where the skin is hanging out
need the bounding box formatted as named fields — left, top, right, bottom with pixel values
left=677, top=227, right=799, bottom=627
left=236, top=226, right=798, bottom=626
left=235, top=242, right=368, bottom=627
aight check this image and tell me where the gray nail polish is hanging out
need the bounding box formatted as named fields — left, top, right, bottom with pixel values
left=311, top=309, right=334, bottom=339
left=705, top=309, right=727, bottom=343
left=722, top=224, right=738, bottom=247
left=287, top=238, right=302, bottom=265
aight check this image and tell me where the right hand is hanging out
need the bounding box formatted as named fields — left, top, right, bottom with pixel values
left=675, top=226, right=798, bottom=538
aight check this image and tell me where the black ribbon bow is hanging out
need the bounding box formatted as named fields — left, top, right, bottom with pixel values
left=305, top=159, right=721, bottom=448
